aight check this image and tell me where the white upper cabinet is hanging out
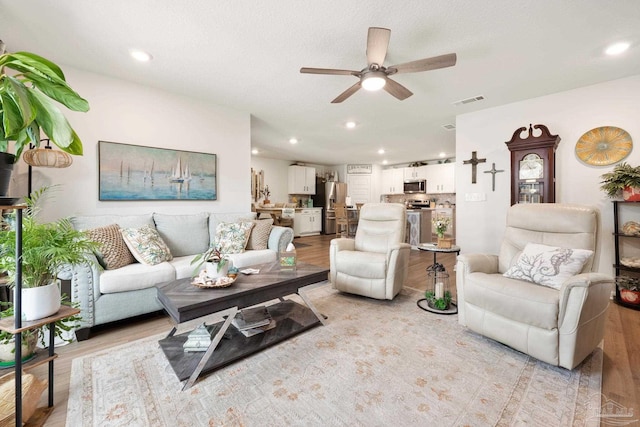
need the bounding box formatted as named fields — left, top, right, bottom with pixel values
left=288, top=166, right=316, bottom=194
left=381, top=168, right=405, bottom=194
left=425, top=163, right=455, bottom=193
left=404, top=165, right=429, bottom=180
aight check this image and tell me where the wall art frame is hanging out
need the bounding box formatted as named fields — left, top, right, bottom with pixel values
left=98, top=141, right=217, bottom=201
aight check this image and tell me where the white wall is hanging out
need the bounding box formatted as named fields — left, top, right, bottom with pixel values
left=250, top=157, right=291, bottom=203
left=11, top=66, right=251, bottom=221
left=455, top=74, right=640, bottom=274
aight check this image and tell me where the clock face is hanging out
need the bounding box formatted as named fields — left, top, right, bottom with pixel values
left=519, top=154, right=544, bottom=180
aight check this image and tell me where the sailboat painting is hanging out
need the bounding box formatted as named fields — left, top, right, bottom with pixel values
left=99, top=141, right=217, bottom=201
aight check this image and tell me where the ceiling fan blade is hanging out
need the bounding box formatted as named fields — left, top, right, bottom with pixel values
left=388, top=53, right=457, bottom=74
left=383, top=78, right=413, bottom=100
left=366, top=27, right=391, bottom=66
left=300, top=67, right=360, bottom=76
left=331, top=82, right=361, bottom=103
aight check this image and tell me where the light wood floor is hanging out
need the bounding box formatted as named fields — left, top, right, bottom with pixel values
left=32, top=234, right=639, bottom=426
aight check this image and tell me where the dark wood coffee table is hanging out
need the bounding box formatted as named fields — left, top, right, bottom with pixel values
left=156, top=261, right=329, bottom=390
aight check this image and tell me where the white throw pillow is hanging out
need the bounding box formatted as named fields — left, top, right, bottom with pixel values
left=120, top=225, right=173, bottom=266
left=503, top=243, right=593, bottom=290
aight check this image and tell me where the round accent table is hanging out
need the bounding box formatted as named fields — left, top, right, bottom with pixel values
left=417, top=243, right=461, bottom=315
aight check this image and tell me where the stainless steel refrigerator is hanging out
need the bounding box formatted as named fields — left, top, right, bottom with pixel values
left=312, top=180, right=347, bottom=234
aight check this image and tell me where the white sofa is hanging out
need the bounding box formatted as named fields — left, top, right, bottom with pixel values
left=60, top=212, right=293, bottom=340
left=456, top=204, right=613, bottom=369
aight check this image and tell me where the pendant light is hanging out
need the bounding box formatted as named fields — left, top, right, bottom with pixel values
left=23, top=139, right=73, bottom=168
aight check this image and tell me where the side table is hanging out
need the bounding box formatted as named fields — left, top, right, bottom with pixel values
left=417, top=243, right=461, bottom=315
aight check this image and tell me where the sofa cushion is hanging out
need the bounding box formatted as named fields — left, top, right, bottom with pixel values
left=86, top=224, right=135, bottom=270
left=168, top=255, right=200, bottom=280
left=71, top=214, right=154, bottom=231
left=215, top=222, right=254, bottom=254
left=503, top=243, right=593, bottom=290
left=208, top=212, right=256, bottom=244
left=121, top=225, right=173, bottom=265
left=153, top=213, right=210, bottom=257
left=99, top=262, right=175, bottom=293
left=335, top=251, right=387, bottom=279
left=464, top=272, right=559, bottom=330
left=246, top=218, right=273, bottom=250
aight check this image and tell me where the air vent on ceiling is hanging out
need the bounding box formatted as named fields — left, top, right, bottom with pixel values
left=442, top=124, right=456, bottom=131
left=452, top=95, right=485, bottom=106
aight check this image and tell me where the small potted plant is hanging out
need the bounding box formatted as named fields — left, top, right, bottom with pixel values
left=600, top=162, right=640, bottom=200
left=191, top=245, right=229, bottom=278
left=615, top=275, right=640, bottom=305
left=432, top=215, right=452, bottom=248
left=260, top=185, right=271, bottom=205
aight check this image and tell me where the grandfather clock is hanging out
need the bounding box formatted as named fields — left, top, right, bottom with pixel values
left=505, top=124, right=560, bottom=206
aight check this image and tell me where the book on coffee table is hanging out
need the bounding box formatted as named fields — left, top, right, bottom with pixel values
left=233, top=319, right=277, bottom=337
left=232, top=306, right=272, bottom=331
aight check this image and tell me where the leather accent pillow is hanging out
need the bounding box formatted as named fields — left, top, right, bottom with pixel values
left=214, top=222, right=254, bottom=254
left=86, top=224, right=135, bottom=270
left=120, top=225, right=173, bottom=266
left=503, top=243, right=593, bottom=290
left=245, top=218, right=273, bottom=250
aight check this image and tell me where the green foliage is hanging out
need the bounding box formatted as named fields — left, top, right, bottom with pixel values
left=425, top=290, right=452, bottom=310
left=190, top=245, right=228, bottom=276
left=0, top=186, right=99, bottom=287
left=0, top=50, right=89, bottom=162
left=600, top=162, right=640, bottom=198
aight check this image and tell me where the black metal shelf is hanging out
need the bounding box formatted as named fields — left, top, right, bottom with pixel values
left=612, top=201, right=640, bottom=311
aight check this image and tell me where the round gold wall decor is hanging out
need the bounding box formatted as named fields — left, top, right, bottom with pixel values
left=575, top=126, right=632, bottom=166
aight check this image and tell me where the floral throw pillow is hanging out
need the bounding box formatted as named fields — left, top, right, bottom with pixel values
left=503, top=243, right=593, bottom=290
left=120, top=225, right=173, bottom=266
left=215, top=222, right=254, bottom=254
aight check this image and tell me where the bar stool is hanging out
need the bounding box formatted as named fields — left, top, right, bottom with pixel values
left=334, top=203, right=352, bottom=237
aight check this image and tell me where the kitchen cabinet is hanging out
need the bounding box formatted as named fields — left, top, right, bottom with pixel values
left=404, top=165, right=429, bottom=180
left=293, top=208, right=322, bottom=237
left=425, top=163, right=455, bottom=193
left=288, top=166, right=316, bottom=195
left=381, top=168, right=404, bottom=194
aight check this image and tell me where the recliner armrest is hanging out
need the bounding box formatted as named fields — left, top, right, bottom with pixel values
left=456, top=253, right=499, bottom=274
left=558, top=272, right=613, bottom=331
left=330, top=238, right=355, bottom=252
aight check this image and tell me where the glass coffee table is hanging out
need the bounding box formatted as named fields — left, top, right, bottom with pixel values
left=155, top=261, right=329, bottom=390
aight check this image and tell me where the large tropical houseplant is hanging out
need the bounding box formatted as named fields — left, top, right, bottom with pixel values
left=0, top=43, right=89, bottom=194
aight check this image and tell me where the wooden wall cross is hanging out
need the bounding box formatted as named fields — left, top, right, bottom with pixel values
left=483, top=163, right=504, bottom=191
left=463, top=151, right=487, bottom=184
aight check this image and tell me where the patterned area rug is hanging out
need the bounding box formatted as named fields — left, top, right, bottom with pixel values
left=66, top=285, right=602, bottom=426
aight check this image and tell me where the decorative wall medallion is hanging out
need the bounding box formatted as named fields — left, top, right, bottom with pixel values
left=575, top=126, right=632, bottom=166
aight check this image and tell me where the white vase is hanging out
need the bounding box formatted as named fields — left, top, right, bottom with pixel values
left=205, top=262, right=229, bottom=279
left=20, top=281, right=61, bottom=321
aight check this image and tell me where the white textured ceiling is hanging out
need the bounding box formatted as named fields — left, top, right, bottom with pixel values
left=1, top=1, right=639, bottom=166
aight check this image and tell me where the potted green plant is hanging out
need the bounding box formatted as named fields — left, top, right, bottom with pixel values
left=0, top=186, right=98, bottom=320
left=600, top=162, right=640, bottom=200
left=615, top=275, right=640, bottom=305
left=0, top=44, right=89, bottom=195
left=191, top=245, right=229, bottom=278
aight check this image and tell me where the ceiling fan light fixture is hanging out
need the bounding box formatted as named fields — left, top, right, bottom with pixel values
left=361, top=71, right=386, bottom=91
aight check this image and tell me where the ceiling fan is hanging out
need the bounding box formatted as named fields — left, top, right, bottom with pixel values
left=300, top=27, right=456, bottom=103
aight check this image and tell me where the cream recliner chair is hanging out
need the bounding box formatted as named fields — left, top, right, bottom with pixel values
left=456, top=203, right=613, bottom=369
left=330, top=203, right=411, bottom=300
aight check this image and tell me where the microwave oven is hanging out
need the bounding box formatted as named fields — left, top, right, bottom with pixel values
left=403, top=179, right=427, bottom=194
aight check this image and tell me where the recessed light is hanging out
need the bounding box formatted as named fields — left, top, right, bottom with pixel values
left=439, top=152, right=446, bottom=158
left=382, top=160, right=388, bottom=165
left=289, top=138, right=298, bottom=144
left=251, top=149, right=259, bottom=155
left=129, top=49, right=153, bottom=62
left=378, top=149, right=385, bottom=154
left=605, top=42, right=630, bottom=56
left=345, top=121, right=357, bottom=129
